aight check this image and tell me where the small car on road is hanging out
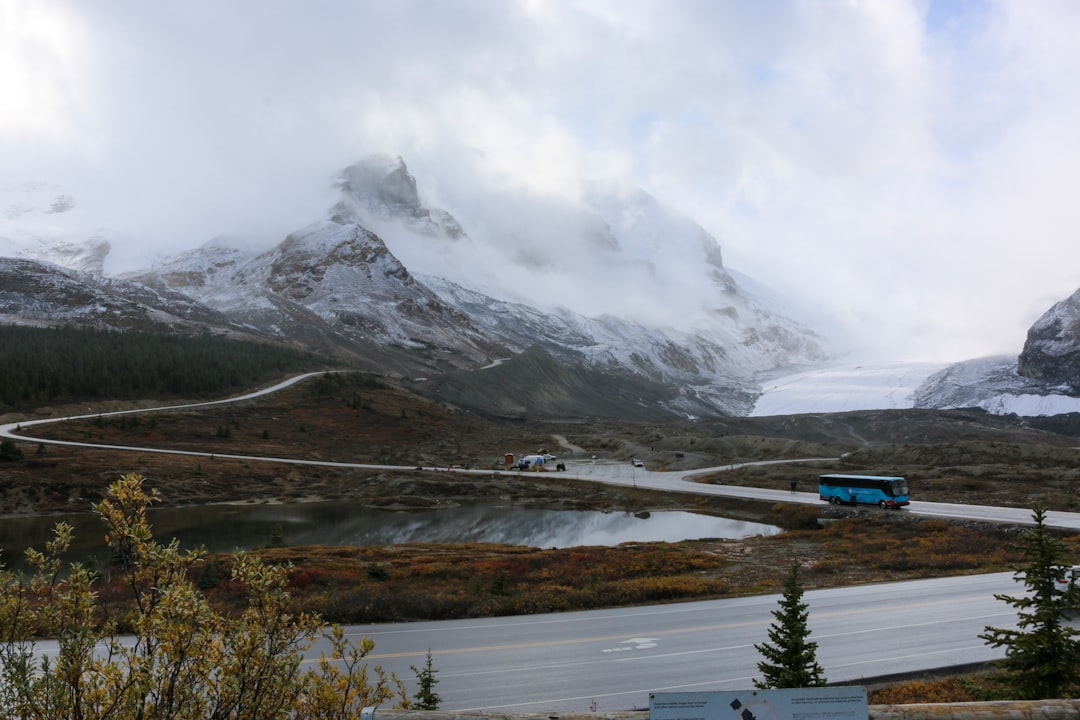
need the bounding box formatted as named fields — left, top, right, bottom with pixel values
left=1054, top=565, right=1080, bottom=593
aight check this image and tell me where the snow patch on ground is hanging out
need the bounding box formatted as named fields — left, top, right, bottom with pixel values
left=752, top=362, right=947, bottom=416
left=978, top=393, right=1080, bottom=416
left=753, top=359, right=1080, bottom=417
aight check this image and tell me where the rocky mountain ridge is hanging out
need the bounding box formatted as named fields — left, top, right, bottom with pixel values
left=6, top=155, right=1078, bottom=418
left=911, top=287, right=1080, bottom=415
left=1018, top=287, right=1080, bottom=391
left=1, top=157, right=831, bottom=418
left=0, top=256, right=250, bottom=336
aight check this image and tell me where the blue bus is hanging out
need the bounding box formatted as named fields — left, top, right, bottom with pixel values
left=818, top=474, right=909, bottom=509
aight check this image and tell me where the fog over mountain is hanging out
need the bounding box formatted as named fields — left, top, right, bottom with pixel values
left=6, top=2, right=1080, bottom=363
left=6, top=151, right=1080, bottom=418
left=330, top=156, right=767, bottom=334
left=0, top=155, right=823, bottom=417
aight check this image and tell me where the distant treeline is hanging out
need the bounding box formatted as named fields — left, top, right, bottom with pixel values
left=0, top=325, right=335, bottom=411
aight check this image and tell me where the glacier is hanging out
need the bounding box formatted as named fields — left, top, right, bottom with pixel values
left=754, top=358, right=1080, bottom=417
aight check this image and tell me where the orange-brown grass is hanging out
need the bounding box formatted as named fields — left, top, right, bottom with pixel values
left=24, top=374, right=477, bottom=466
left=167, top=514, right=1024, bottom=625
left=869, top=675, right=980, bottom=704
left=868, top=671, right=1012, bottom=704
left=752, top=514, right=1019, bottom=592
left=198, top=542, right=732, bottom=623
left=799, top=517, right=1015, bottom=576
left=21, top=514, right=1030, bottom=639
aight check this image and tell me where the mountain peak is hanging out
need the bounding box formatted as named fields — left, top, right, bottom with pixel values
left=336, top=155, right=424, bottom=219
left=1, top=155, right=837, bottom=418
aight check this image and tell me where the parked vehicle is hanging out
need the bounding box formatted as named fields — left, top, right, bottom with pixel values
left=518, top=454, right=547, bottom=469
left=1054, top=565, right=1080, bottom=593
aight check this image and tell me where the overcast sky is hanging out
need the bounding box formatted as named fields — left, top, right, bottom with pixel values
left=4, top=0, right=1080, bottom=363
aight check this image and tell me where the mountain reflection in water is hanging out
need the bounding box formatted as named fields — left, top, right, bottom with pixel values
left=0, top=501, right=779, bottom=566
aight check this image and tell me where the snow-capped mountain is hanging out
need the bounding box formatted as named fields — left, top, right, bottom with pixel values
left=330, top=156, right=818, bottom=337
left=0, top=256, right=251, bottom=335
left=9, top=154, right=1080, bottom=418
left=756, top=284, right=1080, bottom=418
left=115, top=157, right=828, bottom=416
left=913, top=355, right=1080, bottom=416
left=2, top=156, right=831, bottom=418
left=124, top=222, right=509, bottom=376
left=0, top=181, right=115, bottom=276
left=901, top=288, right=1080, bottom=416
left=20, top=238, right=111, bottom=276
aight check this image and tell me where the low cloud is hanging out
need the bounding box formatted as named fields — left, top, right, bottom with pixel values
left=3, top=0, right=1080, bottom=362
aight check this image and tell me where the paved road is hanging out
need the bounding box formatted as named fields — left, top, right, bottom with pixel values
left=29, top=571, right=1021, bottom=712
left=569, top=460, right=1080, bottom=531
left=311, top=571, right=1019, bottom=712
left=2, top=371, right=1077, bottom=530
left=4, top=374, right=1060, bottom=709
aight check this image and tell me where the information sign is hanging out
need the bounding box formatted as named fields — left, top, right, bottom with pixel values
left=650, top=688, right=868, bottom=720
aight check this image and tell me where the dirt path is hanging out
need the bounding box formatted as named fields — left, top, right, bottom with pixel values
left=550, top=434, right=586, bottom=455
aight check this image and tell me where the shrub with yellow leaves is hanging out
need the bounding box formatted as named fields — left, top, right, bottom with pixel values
left=0, top=473, right=410, bottom=720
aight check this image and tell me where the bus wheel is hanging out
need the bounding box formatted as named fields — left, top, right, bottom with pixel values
left=878, top=500, right=888, bottom=509
left=829, top=496, right=839, bottom=505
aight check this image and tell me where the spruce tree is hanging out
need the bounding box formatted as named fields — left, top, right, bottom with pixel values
left=979, top=504, right=1080, bottom=699
left=410, top=649, right=442, bottom=709
left=754, top=559, right=826, bottom=688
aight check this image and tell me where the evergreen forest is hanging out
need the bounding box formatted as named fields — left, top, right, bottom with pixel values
left=0, top=325, right=334, bottom=411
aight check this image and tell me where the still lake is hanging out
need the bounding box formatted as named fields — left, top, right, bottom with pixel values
left=0, top=501, right=779, bottom=567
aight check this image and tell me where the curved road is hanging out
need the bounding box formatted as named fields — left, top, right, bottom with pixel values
left=3, top=371, right=1076, bottom=530
left=3, top=373, right=1061, bottom=709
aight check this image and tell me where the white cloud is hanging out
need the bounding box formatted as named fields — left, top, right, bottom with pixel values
left=0, top=1, right=95, bottom=162
left=2, top=0, right=1080, bottom=362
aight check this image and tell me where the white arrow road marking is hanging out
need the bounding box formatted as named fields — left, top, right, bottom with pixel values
left=601, top=637, right=658, bottom=652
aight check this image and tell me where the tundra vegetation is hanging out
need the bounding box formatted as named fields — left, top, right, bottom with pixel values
left=3, top=485, right=1072, bottom=708
left=5, top=333, right=1080, bottom=705
left=199, top=512, right=1028, bottom=624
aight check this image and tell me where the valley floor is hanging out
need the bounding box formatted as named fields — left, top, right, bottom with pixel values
left=2, top=370, right=1079, bottom=604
